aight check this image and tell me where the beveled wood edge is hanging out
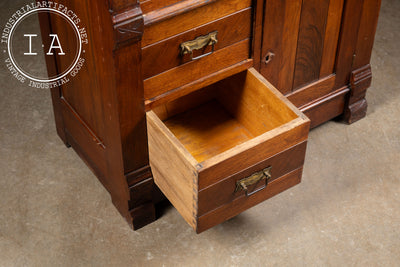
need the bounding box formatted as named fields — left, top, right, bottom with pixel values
left=300, top=85, right=349, bottom=112
left=146, top=111, right=199, bottom=168
left=110, top=4, right=144, bottom=48
left=286, top=74, right=336, bottom=107
left=199, top=117, right=308, bottom=170
left=143, top=0, right=218, bottom=26
left=198, top=140, right=308, bottom=192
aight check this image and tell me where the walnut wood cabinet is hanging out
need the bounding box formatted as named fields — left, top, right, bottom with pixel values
left=38, top=0, right=381, bottom=232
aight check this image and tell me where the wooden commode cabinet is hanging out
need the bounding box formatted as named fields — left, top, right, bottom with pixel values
left=39, top=0, right=381, bottom=233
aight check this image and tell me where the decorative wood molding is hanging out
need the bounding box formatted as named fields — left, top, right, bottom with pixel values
left=350, top=64, right=372, bottom=97
left=343, top=64, right=372, bottom=124
left=126, top=165, right=153, bottom=187
left=111, top=7, right=144, bottom=47
left=128, top=173, right=156, bottom=230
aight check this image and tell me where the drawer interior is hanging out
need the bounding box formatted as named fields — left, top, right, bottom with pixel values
left=152, top=69, right=299, bottom=163
left=147, top=68, right=310, bottom=232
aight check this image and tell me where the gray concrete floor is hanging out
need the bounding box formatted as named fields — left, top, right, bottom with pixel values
left=1, top=0, right=399, bottom=266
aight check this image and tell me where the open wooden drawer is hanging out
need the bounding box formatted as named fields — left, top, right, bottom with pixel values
left=147, top=68, right=310, bottom=233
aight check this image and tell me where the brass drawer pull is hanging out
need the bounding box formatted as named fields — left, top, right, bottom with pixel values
left=180, top=31, right=218, bottom=60
left=235, top=166, right=272, bottom=196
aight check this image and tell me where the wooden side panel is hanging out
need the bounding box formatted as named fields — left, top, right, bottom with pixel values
left=334, top=0, right=364, bottom=89
left=259, top=0, right=302, bottom=94
left=336, top=0, right=381, bottom=124
left=353, top=0, right=381, bottom=70
left=292, top=0, right=330, bottom=90
left=319, top=0, right=344, bottom=77
left=38, top=12, right=68, bottom=146
left=147, top=111, right=198, bottom=229
left=41, top=0, right=161, bottom=230
left=215, top=70, right=298, bottom=136
left=50, top=0, right=106, bottom=144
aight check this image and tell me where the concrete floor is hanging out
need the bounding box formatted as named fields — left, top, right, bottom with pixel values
left=1, top=0, right=399, bottom=266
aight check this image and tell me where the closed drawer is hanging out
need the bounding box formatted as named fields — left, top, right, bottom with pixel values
left=147, top=68, right=310, bottom=233
left=142, top=0, right=252, bottom=46
left=140, top=0, right=182, bottom=14
left=143, top=7, right=252, bottom=101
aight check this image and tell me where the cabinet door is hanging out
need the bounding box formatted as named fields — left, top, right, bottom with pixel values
left=259, top=0, right=344, bottom=95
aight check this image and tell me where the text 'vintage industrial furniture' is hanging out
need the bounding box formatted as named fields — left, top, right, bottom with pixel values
left=39, top=0, right=381, bottom=233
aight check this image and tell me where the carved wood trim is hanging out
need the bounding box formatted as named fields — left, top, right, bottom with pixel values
left=127, top=173, right=156, bottom=230
left=350, top=64, right=372, bottom=97
left=111, top=6, right=144, bottom=48
left=343, top=64, right=372, bottom=124
left=126, top=165, right=153, bottom=187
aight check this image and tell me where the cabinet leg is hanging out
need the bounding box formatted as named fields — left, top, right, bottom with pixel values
left=343, top=97, right=368, bottom=124
left=125, top=165, right=166, bottom=230
left=343, top=65, right=372, bottom=124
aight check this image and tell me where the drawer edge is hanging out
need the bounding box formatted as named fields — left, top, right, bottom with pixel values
left=198, top=117, right=309, bottom=189
left=197, top=141, right=308, bottom=216
left=196, top=167, right=303, bottom=233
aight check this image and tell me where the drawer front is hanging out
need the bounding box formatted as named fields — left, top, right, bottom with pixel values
left=147, top=68, right=310, bottom=233
left=143, top=8, right=252, bottom=100
left=142, top=0, right=252, bottom=47
left=197, top=141, right=308, bottom=216
left=140, top=0, right=182, bottom=14
left=142, top=8, right=252, bottom=80
left=144, top=40, right=250, bottom=100
left=197, top=168, right=304, bottom=232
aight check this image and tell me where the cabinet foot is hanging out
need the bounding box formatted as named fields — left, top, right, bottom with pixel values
left=343, top=65, right=372, bottom=124
left=343, top=98, right=368, bottom=124
left=126, top=166, right=155, bottom=230
left=125, top=165, right=166, bottom=230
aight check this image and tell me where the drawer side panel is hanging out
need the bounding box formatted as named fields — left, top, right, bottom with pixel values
left=147, top=112, right=198, bottom=229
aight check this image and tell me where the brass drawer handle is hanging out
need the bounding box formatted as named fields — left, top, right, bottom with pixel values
left=235, top=166, right=272, bottom=196
left=180, top=31, right=218, bottom=60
